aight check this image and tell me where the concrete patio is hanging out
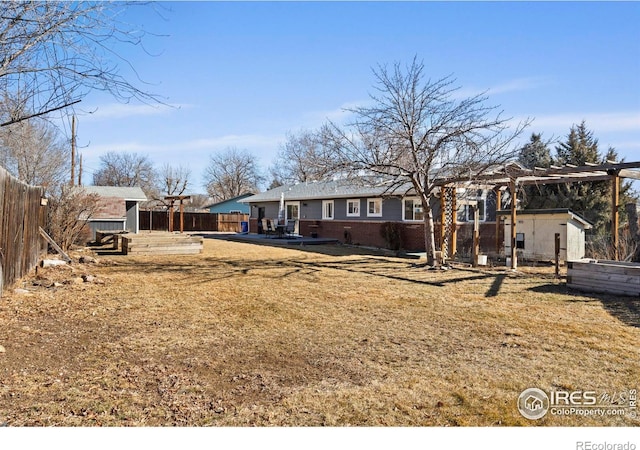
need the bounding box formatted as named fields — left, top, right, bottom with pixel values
left=205, top=232, right=340, bottom=247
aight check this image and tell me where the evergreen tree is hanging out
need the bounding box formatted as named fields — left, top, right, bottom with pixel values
left=552, top=122, right=608, bottom=232
left=518, top=133, right=558, bottom=209
left=555, top=121, right=600, bottom=166
left=518, top=133, right=552, bottom=169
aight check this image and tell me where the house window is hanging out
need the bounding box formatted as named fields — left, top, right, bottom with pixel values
left=346, top=199, right=360, bottom=217
left=457, top=196, right=486, bottom=222
left=322, top=200, right=334, bottom=220
left=516, top=232, right=525, bottom=249
left=367, top=198, right=382, bottom=217
left=403, top=198, right=424, bottom=221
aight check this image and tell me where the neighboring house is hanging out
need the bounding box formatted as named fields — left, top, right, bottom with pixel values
left=240, top=180, right=499, bottom=252
left=204, top=193, right=252, bottom=214
left=498, top=209, right=592, bottom=262
left=82, top=186, right=148, bottom=240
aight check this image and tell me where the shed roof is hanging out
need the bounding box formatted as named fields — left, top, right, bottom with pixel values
left=496, top=208, right=593, bottom=229
left=83, top=186, right=147, bottom=201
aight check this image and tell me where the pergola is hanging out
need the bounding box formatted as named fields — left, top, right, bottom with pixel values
left=434, top=161, right=640, bottom=269
left=164, top=195, right=191, bottom=233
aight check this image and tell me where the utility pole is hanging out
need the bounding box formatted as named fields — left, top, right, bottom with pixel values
left=70, top=115, right=76, bottom=186
left=78, top=153, right=83, bottom=186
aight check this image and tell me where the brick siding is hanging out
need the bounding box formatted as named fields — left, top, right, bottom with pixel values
left=250, top=217, right=502, bottom=254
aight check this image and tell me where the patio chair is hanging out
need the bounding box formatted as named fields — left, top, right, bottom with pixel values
left=261, top=218, right=275, bottom=237
left=284, top=219, right=296, bottom=238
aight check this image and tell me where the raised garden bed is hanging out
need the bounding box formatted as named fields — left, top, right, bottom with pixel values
left=567, top=259, right=640, bottom=297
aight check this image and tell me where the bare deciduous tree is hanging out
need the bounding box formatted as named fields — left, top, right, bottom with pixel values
left=0, top=1, right=162, bottom=126
left=159, top=163, right=190, bottom=198
left=324, top=58, right=530, bottom=265
left=188, top=194, right=211, bottom=211
left=93, top=151, right=158, bottom=197
left=204, top=147, right=264, bottom=202
left=0, top=116, right=69, bottom=192
left=149, top=163, right=192, bottom=210
left=270, top=129, right=336, bottom=185
left=47, top=187, right=100, bottom=251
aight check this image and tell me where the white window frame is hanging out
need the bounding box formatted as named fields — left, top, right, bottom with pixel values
left=346, top=199, right=360, bottom=217
left=285, top=201, right=300, bottom=221
left=403, top=197, right=424, bottom=222
left=457, top=196, right=487, bottom=222
left=367, top=198, right=382, bottom=218
left=322, top=200, right=334, bottom=220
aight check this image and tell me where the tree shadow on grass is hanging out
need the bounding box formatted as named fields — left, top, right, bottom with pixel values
left=104, top=253, right=504, bottom=294
left=529, top=283, right=640, bottom=328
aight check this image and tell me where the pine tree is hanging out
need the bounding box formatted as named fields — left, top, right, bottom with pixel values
left=555, top=121, right=600, bottom=166
left=518, top=133, right=552, bottom=169
left=552, top=122, right=609, bottom=232
left=518, top=133, right=558, bottom=209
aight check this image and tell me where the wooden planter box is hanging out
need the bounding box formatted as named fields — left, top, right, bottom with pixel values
left=567, top=259, right=640, bottom=297
left=121, top=233, right=203, bottom=256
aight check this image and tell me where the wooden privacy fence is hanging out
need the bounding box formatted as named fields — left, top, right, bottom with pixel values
left=139, top=210, right=249, bottom=233
left=0, top=165, right=46, bottom=294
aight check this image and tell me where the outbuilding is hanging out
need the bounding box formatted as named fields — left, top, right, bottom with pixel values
left=82, top=186, right=148, bottom=240
left=497, top=208, right=592, bottom=263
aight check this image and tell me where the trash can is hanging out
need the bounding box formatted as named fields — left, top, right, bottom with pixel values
left=240, top=221, right=249, bottom=233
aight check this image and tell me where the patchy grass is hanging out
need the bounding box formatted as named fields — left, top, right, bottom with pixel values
left=0, top=238, right=638, bottom=426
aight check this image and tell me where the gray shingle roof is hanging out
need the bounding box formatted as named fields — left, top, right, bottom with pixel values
left=83, top=186, right=147, bottom=201
left=240, top=179, right=413, bottom=203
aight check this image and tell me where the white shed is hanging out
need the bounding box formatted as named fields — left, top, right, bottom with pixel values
left=497, top=209, right=592, bottom=262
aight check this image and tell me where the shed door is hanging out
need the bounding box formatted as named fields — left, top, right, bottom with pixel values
left=125, top=201, right=138, bottom=233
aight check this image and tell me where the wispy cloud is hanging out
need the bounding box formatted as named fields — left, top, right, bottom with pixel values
left=528, top=111, right=640, bottom=133
left=81, top=102, right=191, bottom=121
left=84, top=133, right=284, bottom=159
left=455, top=76, right=553, bottom=99
left=301, top=100, right=369, bottom=128
left=488, top=77, right=553, bottom=95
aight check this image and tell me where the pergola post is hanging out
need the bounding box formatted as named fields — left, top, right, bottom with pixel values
left=495, top=187, right=502, bottom=254
left=451, top=188, right=457, bottom=257
left=611, top=172, right=620, bottom=260
left=509, top=180, right=518, bottom=270
left=165, top=195, right=191, bottom=234
left=440, top=186, right=446, bottom=256
left=179, top=198, right=185, bottom=233
left=473, top=204, right=480, bottom=267
left=168, top=201, right=174, bottom=233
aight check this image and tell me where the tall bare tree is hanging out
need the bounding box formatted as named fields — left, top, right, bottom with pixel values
left=159, top=163, right=190, bottom=198
left=0, top=116, right=69, bottom=192
left=270, top=129, right=336, bottom=185
left=93, top=151, right=158, bottom=197
left=324, top=58, right=530, bottom=265
left=0, top=1, right=162, bottom=126
left=204, top=147, right=264, bottom=202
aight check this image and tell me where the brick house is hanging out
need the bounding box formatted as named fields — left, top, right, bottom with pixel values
left=241, top=180, right=501, bottom=254
left=82, top=186, right=147, bottom=240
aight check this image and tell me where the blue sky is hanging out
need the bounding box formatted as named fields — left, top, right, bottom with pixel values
left=71, top=1, right=640, bottom=194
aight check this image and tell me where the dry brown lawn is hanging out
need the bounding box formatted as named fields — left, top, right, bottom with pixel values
left=0, top=237, right=639, bottom=426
